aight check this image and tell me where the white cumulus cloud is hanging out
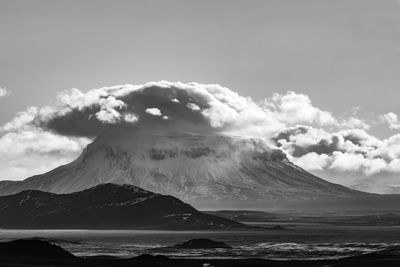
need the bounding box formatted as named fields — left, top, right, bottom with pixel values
left=382, top=112, right=400, bottom=130
left=0, top=127, right=90, bottom=180
left=0, top=87, right=10, bottom=98
left=0, top=80, right=398, bottom=192
left=145, top=108, right=162, bottom=116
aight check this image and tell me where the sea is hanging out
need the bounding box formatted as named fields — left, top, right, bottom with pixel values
left=1, top=223, right=400, bottom=260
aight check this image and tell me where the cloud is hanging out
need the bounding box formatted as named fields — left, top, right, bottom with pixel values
left=263, top=91, right=370, bottom=130
left=0, top=105, right=91, bottom=180
left=145, top=108, right=162, bottom=116
left=123, top=113, right=138, bottom=123
left=94, top=96, right=126, bottom=124
left=187, top=103, right=201, bottom=111
left=293, top=152, right=331, bottom=171
left=265, top=91, right=337, bottom=126
left=0, top=127, right=90, bottom=180
left=6, top=81, right=372, bottom=141
left=0, top=87, right=10, bottom=98
left=274, top=125, right=400, bottom=183
left=382, top=112, right=400, bottom=130
left=0, top=80, right=398, bottom=190
left=11, top=81, right=286, bottom=139
left=0, top=81, right=284, bottom=179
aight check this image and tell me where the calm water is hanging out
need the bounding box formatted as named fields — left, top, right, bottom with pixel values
left=1, top=224, right=400, bottom=260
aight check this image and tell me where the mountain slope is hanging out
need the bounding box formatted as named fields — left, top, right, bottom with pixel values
left=0, top=183, right=243, bottom=229
left=0, top=133, right=364, bottom=209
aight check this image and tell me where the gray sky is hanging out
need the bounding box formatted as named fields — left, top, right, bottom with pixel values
left=1, top=0, right=400, bottom=192
left=1, top=0, right=400, bottom=137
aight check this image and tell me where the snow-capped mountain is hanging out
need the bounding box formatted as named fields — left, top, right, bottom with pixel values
left=0, top=132, right=363, bottom=208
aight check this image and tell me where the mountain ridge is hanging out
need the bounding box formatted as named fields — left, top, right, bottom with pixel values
left=0, top=132, right=365, bottom=209
left=0, top=183, right=244, bottom=229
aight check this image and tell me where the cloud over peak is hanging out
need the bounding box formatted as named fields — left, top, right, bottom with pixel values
left=15, top=81, right=286, bottom=138
left=0, top=80, right=400, bottom=191
left=21, top=81, right=372, bottom=140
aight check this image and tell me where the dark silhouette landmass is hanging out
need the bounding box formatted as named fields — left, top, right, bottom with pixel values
left=0, top=239, right=400, bottom=267
left=0, top=239, right=77, bottom=260
left=0, top=183, right=244, bottom=230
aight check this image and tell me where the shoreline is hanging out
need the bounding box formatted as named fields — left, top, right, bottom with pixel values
left=0, top=237, right=400, bottom=267
left=1, top=252, right=400, bottom=267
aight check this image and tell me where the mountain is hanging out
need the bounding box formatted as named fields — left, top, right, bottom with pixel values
left=0, top=183, right=243, bottom=229
left=0, top=132, right=365, bottom=209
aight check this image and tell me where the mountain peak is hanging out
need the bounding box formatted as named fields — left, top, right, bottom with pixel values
left=0, top=132, right=364, bottom=209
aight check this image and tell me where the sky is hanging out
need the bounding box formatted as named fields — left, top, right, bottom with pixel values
left=1, top=0, right=400, bottom=193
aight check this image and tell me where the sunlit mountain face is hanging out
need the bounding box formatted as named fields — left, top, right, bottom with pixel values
left=0, top=131, right=362, bottom=209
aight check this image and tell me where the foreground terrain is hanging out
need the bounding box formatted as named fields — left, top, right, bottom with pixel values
left=0, top=239, right=400, bottom=267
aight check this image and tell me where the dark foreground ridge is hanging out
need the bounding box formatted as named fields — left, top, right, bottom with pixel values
left=0, top=183, right=244, bottom=230
left=1, top=239, right=400, bottom=267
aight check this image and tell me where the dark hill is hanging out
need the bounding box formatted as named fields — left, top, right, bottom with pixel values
left=0, top=239, right=76, bottom=260
left=0, top=183, right=244, bottom=230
